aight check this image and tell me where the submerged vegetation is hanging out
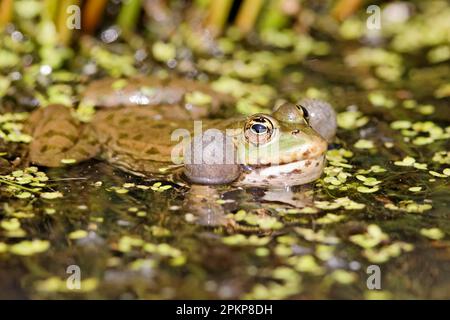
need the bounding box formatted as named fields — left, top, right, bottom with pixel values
left=0, top=0, right=449, bottom=299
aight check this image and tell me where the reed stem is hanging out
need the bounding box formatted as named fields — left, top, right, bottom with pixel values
left=82, top=0, right=108, bottom=34
left=117, top=0, right=143, bottom=34
left=332, top=0, right=362, bottom=21
left=235, top=0, right=265, bottom=35
left=258, top=0, right=288, bottom=31
left=56, top=0, right=80, bottom=45
left=206, top=0, right=233, bottom=36
left=0, top=0, right=14, bottom=28
left=43, top=0, right=59, bottom=22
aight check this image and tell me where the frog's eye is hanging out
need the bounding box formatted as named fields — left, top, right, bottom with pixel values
left=295, top=104, right=309, bottom=120
left=244, top=115, right=275, bottom=145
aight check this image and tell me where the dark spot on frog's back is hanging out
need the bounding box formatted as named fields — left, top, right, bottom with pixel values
left=303, top=150, right=310, bottom=157
left=152, top=123, right=167, bottom=129
left=133, top=134, right=144, bottom=140
left=145, top=147, right=159, bottom=155
left=105, top=113, right=115, bottom=122
left=60, top=145, right=71, bottom=152
left=119, top=118, right=131, bottom=125
left=43, top=130, right=76, bottom=141
left=78, top=148, right=92, bottom=157
left=118, top=132, right=129, bottom=139
left=134, top=115, right=147, bottom=122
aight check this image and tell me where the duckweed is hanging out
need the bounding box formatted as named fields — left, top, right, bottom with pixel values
left=349, top=225, right=388, bottom=249
left=150, top=182, right=172, bottom=192
left=368, top=92, right=396, bottom=108
left=337, top=110, right=369, bottom=130
left=432, top=151, right=450, bottom=164
left=90, top=46, right=136, bottom=77
left=68, top=230, right=88, bottom=240
left=233, top=210, right=283, bottom=230
left=40, top=191, right=63, bottom=199
left=329, top=270, right=358, bottom=285
left=287, top=255, right=325, bottom=275
left=356, top=186, right=380, bottom=193
left=9, top=239, right=50, bottom=256
left=315, top=197, right=365, bottom=211
left=0, top=112, right=32, bottom=143
left=429, top=170, right=448, bottom=178
left=316, top=213, right=346, bottom=225
left=222, top=234, right=271, bottom=246
left=149, top=226, right=171, bottom=238
left=1, top=218, right=21, bottom=231
left=363, top=242, right=414, bottom=264
left=34, top=277, right=98, bottom=293
left=420, top=228, right=444, bottom=240
left=295, top=227, right=340, bottom=244
left=185, top=91, right=213, bottom=106
left=389, top=121, right=450, bottom=146
left=0, top=242, right=7, bottom=253
left=152, top=41, right=177, bottom=63
left=117, top=236, right=144, bottom=253
left=255, top=247, right=270, bottom=257
left=245, top=267, right=302, bottom=300
left=60, top=159, right=77, bottom=164
left=354, top=139, right=375, bottom=149
left=394, top=156, right=416, bottom=167
left=385, top=200, right=433, bottom=213
left=128, top=259, right=157, bottom=271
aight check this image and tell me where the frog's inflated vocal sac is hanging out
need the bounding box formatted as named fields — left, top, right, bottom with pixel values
left=26, top=77, right=337, bottom=188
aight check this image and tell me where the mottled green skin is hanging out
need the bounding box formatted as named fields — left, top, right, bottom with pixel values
left=27, top=78, right=332, bottom=187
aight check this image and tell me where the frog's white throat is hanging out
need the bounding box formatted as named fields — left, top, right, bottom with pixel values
left=236, top=155, right=326, bottom=188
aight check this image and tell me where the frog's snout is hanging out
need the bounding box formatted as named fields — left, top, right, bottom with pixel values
left=308, top=134, right=328, bottom=159
left=278, top=128, right=328, bottom=165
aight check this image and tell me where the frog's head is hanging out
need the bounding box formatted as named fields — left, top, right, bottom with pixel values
left=232, top=102, right=329, bottom=187
left=184, top=100, right=336, bottom=188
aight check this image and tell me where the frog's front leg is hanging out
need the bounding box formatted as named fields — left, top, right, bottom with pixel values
left=26, top=104, right=100, bottom=167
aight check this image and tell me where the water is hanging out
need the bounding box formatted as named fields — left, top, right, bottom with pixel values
left=1, top=3, right=449, bottom=299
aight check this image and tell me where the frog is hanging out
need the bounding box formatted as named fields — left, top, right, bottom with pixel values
left=26, top=77, right=337, bottom=189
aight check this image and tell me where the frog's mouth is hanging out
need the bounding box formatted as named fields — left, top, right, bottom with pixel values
left=236, top=154, right=326, bottom=188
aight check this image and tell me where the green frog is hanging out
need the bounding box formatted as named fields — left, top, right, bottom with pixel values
left=26, top=77, right=336, bottom=189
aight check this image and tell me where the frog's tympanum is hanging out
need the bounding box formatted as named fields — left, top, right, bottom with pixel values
left=26, top=77, right=336, bottom=188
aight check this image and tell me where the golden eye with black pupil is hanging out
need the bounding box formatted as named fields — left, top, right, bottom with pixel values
left=244, top=116, right=275, bottom=146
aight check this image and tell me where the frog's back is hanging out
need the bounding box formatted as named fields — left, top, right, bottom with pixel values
left=92, top=107, right=194, bottom=163
left=91, top=107, right=234, bottom=175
